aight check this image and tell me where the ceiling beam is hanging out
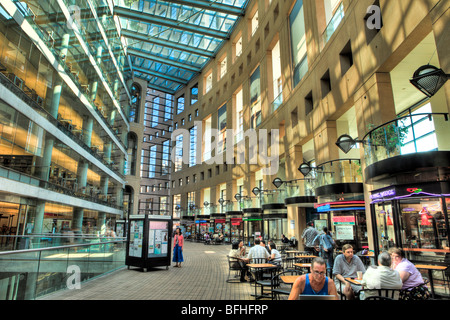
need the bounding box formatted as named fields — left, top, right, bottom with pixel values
left=128, top=66, right=187, bottom=85
left=162, top=0, right=245, bottom=16
left=121, top=29, right=215, bottom=58
left=128, top=48, right=201, bottom=73
left=114, top=6, right=229, bottom=39
left=132, top=74, right=178, bottom=94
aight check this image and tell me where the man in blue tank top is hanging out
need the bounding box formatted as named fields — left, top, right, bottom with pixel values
left=288, top=257, right=339, bottom=300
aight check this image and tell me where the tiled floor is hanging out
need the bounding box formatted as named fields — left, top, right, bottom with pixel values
left=38, top=241, right=256, bottom=300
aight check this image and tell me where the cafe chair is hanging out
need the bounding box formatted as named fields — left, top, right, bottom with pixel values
left=400, top=280, right=431, bottom=300
left=255, top=266, right=283, bottom=300
left=272, top=270, right=303, bottom=300
left=226, top=256, right=245, bottom=283
left=358, top=288, right=403, bottom=300
left=364, top=295, right=395, bottom=301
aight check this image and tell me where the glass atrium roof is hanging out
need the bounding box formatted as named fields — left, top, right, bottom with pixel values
left=114, top=0, right=250, bottom=94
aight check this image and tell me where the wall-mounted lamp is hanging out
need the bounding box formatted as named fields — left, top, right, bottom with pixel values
left=410, top=65, right=449, bottom=98
left=272, top=177, right=284, bottom=189
left=218, top=198, right=229, bottom=206
left=252, top=187, right=261, bottom=196
left=203, top=201, right=210, bottom=207
left=335, top=134, right=364, bottom=154
left=298, top=162, right=322, bottom=176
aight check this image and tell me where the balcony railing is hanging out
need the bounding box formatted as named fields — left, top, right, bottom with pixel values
left=0, top=237, right=126, bottom=300
left=315, top=159, right=362, bottom=188
left=321, top=2, right=345, bottom=49
left=362, top=112, right=450, bottom=167
left=262, top=189, right=286, bottom=205
left=285, top=178, right=316, bottom=198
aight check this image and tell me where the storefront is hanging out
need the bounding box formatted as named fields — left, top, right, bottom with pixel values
left=370, top=182, right=450, bottom=265
left=242, top=209, right=262, bottom=247
left=315, top=200, right=368, bottom=252
left=194, top=215, right=210, bottom=240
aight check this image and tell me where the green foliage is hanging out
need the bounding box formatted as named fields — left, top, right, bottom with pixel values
left=367, top=121, right=409, bottom=155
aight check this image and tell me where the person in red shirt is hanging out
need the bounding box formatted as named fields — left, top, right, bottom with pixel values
left=173, top=228, right=184, bottom=267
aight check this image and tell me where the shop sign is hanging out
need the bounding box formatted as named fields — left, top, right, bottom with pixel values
left=231, top=218, right=242, bottom=226
left=332, top=216, right=355, bottom=225
left=215, top=219, right=226, bottom=223
left=370, top=188, right=396, bottom=200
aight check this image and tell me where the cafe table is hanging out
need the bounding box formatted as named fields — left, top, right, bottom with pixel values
left=295, top=255, right=318, bottom=263
left=345, top=278, right=363, bottom=286
left=280, top=275, right=301, bottom=286
left=286, top=250, right=302, bottom=257
left=294, top=263, right=311, bottom=273
left=415, top=264, right=448, bottom=299
left=247, top=264, right=279, bottom=299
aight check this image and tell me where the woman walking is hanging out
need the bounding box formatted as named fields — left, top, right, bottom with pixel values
left=173, top=228, right=184, bottom=267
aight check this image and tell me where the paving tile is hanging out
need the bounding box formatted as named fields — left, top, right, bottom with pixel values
left=38, top=241, right=256, bottom=300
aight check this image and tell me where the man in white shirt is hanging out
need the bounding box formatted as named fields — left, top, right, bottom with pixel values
left=360, top=251, right=403, bottom=300
left=243, top=239, right=270, bottom=263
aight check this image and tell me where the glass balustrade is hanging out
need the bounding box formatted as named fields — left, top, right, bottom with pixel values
left=285, top=178, right=316, bottom=198
left=262, top=189, right=286, bottom=205
left=362, top=112, right=450, bottom=167
left=0, top=238, right=126, bottom=300
left=315, top=159, right=362, bottom=188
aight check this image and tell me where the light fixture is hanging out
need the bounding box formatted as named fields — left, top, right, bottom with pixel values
left=218, top=198, right=228, bottom=206
left=203, top=201, right=209, bottom=207
left=410, top=65, right=449, bottom=98
left=272, top=177, right=284, bottom=189
left=234, top=193, right=242, bottom=201
left=252, top=187, right=261, bottom=196
left=335, top=134, right=361, bottom=154
left=298, top=162, right=312, bottom=176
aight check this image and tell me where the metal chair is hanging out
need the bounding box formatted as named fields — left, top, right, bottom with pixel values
left=226, top=256, right=244, bottom=283
left=358, top=288, right=403, bottom=300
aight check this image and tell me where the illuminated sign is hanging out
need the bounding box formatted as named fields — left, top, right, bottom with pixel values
left=370, top=188, right=396, bottom=200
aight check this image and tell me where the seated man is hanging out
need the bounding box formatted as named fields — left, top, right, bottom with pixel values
left=360, top=251, right=403, bottom=300
left=242, top=239, right=270, bottom=263
left=288, top=257, right=339, bottom=300
left=333, top=244, right=366, bottom=299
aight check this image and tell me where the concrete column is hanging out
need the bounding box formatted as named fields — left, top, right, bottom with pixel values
left=36, top=134, right=54, bottom=181
left=76, top=160, right=89, bottom=193
left=82, top=116, right=94, bottom=147
left=48, top=33, right=70, bottom=119
left=72, top=208, right=84, bottom=233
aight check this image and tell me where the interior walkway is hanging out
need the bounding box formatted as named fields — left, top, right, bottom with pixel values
left=38, top=241, right=255, bottom=300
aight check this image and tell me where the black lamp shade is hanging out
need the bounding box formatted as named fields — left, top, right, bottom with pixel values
left=298, top=163, right=311, bottom=176
left=410, top=65, right=449, bottom=98
left=252, top=187, right=260, bottom=196
left=336, top=134, right=357, bottom=154
left=272, top=178, right=283, bottom=188
left=234, top=193, right=242, bottom=201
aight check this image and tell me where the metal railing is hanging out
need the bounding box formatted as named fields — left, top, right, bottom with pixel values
left=0, top=236, right=126, bottom=300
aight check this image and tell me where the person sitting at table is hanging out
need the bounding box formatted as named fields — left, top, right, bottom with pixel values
left=360, top=251, right=403, bottom=300
left=268, top=241, right=282, bottom=265
left=288, top=257, right=339, bottom=300
left=242, top=238, right=270, bottom=263
left=229, top=241, right=248, bottom=282
left=332, top=244, right=366, bottom=300
left=281, top=234, right=289, bottom=244
left=388, top=247, right=424, bottom=290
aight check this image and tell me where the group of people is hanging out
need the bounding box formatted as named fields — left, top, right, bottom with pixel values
left=228, top=238, right=283, bottom=282
left=289, top=244, right=426, bottom=300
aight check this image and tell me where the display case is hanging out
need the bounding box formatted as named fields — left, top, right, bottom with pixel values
left=126, top=214, right=173, bottom=271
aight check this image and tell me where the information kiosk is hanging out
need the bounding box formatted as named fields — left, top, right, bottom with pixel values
left=126, top=214, right=173, bottom=271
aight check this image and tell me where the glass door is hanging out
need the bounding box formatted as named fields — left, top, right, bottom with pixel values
left=373, top=202, right=397, bottom=252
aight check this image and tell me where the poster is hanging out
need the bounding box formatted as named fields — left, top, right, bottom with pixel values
left=335, top=225, right=354, bottom=240
left=129, top=220, right=144, bottom=257
left=148, top=221, right=169, bottom=258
